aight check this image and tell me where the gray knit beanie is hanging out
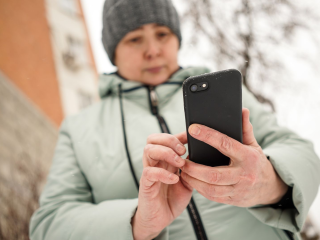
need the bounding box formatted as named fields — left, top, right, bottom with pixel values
left=102, top=0, right=182, bottom=66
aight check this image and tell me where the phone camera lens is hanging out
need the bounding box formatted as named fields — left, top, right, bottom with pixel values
left=191, top=85, right=198, bottom=92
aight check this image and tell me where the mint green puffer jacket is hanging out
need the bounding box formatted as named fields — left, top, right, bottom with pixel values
left=29, top=66, right=320, bottom=240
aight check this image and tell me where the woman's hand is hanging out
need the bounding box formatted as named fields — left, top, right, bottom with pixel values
left=131, top=132, right=193, bottom=240
left=180, top=108, right=288, bottom=208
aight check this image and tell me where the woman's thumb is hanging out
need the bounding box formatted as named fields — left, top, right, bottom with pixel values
left=242, top=108, right=259, bottom=147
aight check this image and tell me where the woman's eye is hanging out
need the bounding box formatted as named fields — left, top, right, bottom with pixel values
left=130, top=37, right=141, bottom=42
left=158, top=32, right=168, bottom=37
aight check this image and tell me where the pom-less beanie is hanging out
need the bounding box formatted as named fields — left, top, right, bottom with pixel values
left=102, top=0, right=182, bottom=66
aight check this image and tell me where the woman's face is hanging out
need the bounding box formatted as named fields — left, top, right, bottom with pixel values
left=114, top=23, right=180, bottom=85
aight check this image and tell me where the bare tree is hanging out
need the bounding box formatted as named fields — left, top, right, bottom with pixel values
left=181, top=0, right=320, bottom=111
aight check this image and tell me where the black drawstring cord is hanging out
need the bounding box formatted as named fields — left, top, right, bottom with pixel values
left=119, top=83, right=156, bottom=240
left=118, top=83, right=140, bottom=190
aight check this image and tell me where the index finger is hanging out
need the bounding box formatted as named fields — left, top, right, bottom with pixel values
left=181, top=159, right=241, bottom=185
left=188, top=124, right=247, bottom=160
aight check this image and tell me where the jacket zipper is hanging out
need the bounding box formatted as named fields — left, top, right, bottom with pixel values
left=283, top=230, right=294, bottom=240
left=147, top=86, right=208, bottom=240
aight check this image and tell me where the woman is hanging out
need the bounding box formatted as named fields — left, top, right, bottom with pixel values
left=29, top=0, right=320, bottom=239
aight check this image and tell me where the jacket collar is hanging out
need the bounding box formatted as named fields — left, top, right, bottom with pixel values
left=98, top=66, right=211, bottom=100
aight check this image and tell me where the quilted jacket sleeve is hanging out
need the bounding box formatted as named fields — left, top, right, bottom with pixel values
left=242, top=85, right=320, bottom=234
left=29, top=117, right=152, bottom=240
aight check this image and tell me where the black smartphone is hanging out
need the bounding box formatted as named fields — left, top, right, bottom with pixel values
left=182, top=69, right=243, bottom=167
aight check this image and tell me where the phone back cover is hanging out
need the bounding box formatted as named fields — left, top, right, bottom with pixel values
left=183, top=69, right=242, bottom=167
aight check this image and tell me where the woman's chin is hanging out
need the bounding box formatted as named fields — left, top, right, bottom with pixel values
left=142, top=72, right=170, bottom=85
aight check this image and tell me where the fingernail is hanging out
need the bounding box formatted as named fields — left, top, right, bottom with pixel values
left=174, top=155, right=181, bottom=163
left=190, top=125, right=200, bottom=135
left=176, top=144, right=185, bottom=154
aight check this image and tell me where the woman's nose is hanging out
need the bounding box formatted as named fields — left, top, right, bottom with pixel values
left=144, top=39, right=161, bottom=60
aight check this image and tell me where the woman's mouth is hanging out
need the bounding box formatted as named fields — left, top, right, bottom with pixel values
left=146, top=66, right=163, bottom=73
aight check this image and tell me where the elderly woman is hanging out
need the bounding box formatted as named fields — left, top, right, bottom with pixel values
left=29, top=0, right=320, bottom=239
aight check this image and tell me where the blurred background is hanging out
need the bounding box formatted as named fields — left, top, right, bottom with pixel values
left=0, top=0, right=319, bottom=239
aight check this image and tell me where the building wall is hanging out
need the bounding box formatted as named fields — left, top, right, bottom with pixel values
left=0, top=0, right=64, bottom=127
left=0, top=0, right=98, bottom=127
left=77, top=0, right=98, bottom=78
left=45, top=0, right=99, bottom=117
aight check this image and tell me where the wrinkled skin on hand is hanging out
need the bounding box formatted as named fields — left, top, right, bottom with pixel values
left=132, top=132, right=192, bottom=240
left=180, top=108, right=288, bottom=207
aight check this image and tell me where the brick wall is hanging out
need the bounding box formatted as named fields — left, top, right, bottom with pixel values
left=0, top=0, right=64, bottom=127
